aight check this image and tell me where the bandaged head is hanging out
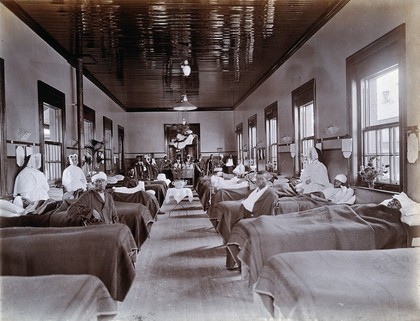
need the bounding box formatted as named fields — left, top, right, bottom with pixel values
left=91, top=171, right=107, bottom=183
left=334, top=174, right=347, bottom=184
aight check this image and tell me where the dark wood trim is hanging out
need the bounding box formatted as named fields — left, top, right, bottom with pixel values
left=0, top=58, right=6, bottom=195
left=6, top=140, right=40, bottom=146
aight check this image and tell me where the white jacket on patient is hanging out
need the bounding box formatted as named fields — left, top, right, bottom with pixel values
left=322, top=186, right=355, bottom=204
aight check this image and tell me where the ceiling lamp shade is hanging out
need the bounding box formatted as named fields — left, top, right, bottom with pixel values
left=181, top=60, right=191, bottom=77
left=173, top=94, right=197, bottom=111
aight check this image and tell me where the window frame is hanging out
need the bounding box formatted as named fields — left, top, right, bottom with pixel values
left=292, top=79, right=316, bottom=176
left=265, top=102, right=278, bottom=173
left=83, top=105, right=96, bottom=148
left=347, top=24, right=406, bottom=192
left=236, top=122, right=244, bottom=163
left=38, top=81, right=66, bottom=184
left=103, top=116, right=113, bottom=174
left=248, top=114, right=257, bottom=169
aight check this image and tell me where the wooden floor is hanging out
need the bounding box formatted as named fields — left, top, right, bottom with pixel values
left=115, top=189, right=273, bottom=321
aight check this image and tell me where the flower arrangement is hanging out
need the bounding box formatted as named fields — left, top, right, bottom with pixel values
left=265, top=161, right=276, bottom=173
left=358, top=156, right=389, bottom=188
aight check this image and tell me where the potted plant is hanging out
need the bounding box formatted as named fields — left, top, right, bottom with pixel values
left=84, top=139, right=104, bottom=177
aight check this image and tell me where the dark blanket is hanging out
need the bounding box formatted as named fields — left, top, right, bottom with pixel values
left=227, top=204, right=407, bottom=286
left=255, top=248, right=420, bottom=320
left=0, top=224, right=137, bottom=301
left=49, top=199, right=153, bottom=249
left=1, top=275, right=117, bottom=321
left=114, top=201, right=154, bottom=249
left=274, top=193, right=330, bottom=215
left=196, top=177, right=213, bottom=210
left=207, top=186, right=250, bottom=222
left=215, top=188, right=279, bottom=244
left=144, top=183, right=167, bottom=207
left=0, top=199, right=62, bottom=228
left=109, top=190, right=160, bottom=219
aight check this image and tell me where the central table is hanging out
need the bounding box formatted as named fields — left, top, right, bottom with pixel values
left=164, top=187, right=194, bottom=216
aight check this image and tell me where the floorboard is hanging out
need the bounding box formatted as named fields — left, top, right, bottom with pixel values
left=115, top=190, right=273, bottom=321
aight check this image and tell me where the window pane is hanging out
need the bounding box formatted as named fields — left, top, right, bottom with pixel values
left=393, top=126, right=399, bottom=154
left=363, top=130, right=376, bottom=155
left=367, top=67, right=399, bottom=126
left=43, top=103, right=62, bottom=182
left=43, top=103, right=62, bottom=143
left=84, top=120, right=94, bottom=146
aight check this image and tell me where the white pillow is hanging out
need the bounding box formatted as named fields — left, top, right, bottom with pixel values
left=401, top=214, right=420, bottom=226
left=107, top=176, right=119, bottom=184
left=113, top=182, right=145, bottom=194
left=393, top=192, right=420, bottom=216
left=114, top=174, right=125, bottom=181
left=0, top=199, right=25, bottom=216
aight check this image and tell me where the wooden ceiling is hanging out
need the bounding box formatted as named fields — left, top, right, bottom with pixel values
left=3, top=0, right=349, bottom=112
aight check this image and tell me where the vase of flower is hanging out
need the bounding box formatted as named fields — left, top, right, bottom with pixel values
left=358, top=156, right=389, bottom=189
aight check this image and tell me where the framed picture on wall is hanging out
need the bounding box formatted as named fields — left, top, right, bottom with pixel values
left=164, top=122, right=200, bottom=162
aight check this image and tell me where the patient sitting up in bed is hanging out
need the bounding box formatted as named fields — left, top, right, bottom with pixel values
left=67, top=172, right=119, bottom=225
left=122, top=167, right=139, bottom=188
left=321, top=174, right=355, bottom=205
left=240, top=170, right=278, bottom=219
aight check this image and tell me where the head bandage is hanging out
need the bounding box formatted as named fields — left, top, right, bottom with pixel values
left=91, top=171, right=107, bottom=182
left=335, top=174, right=347, bottom=184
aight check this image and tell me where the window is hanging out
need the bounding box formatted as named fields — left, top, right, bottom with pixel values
left=117, top=125, right=125, bottom=174
left=292, top=79, right=315, bottom=174
left=347, top=25, right=406, bottom=191
left=361, top=67, right=399, bottom=185
left=83, top=106, right=95, bottom=148
left=265, top=102, right=278, bottom=172
left=103, top=116, right=113, bottom=173
left=248, top=114, right=257, bottom=168
left=38, top=81, right=65, bottom=184
left=236, top=123, right=244, bottom=163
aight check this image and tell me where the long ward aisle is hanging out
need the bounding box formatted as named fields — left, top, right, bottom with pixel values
left=115, top=189, right=273, bottom=321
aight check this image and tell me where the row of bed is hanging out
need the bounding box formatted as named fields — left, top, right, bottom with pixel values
left=196, top=175, right=420, bottom=320
left=0, top=179, right=169, bottom=321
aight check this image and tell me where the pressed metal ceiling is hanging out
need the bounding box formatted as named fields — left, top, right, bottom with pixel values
left=3, top=0, right=349, bottom=112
